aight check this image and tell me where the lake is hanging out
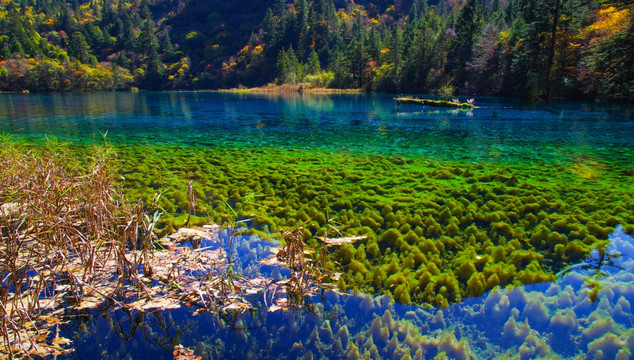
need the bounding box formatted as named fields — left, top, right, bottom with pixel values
left=1, top=92, right=632, bottom=163
left=1, top=92, right=633, bottom=359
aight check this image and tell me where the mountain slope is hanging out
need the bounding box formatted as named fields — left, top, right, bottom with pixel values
left=0, top=0, right=630, bottom=101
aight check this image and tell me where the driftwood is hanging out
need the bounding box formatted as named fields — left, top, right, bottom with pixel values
left=317, top=235, right=368, bottom=246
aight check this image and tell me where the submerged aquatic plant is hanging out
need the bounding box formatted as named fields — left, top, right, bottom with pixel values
left=111, top=144, right=632, bottom=308
left=185, top=180, right=196, bottom=228
left=556, top=240, right=624, bottom=303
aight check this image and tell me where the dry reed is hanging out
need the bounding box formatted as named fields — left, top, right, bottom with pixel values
left=0, top=135, right=155, bottom=358
left=0, top=134, right=339, bottom=358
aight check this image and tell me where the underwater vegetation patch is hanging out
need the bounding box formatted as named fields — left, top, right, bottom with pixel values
left=66, top=227, right=634, bottom=360
left=111, top=144, right=634, bottom=308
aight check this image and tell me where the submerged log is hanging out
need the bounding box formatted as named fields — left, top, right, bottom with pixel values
left=317, top=235, right=368, bottom=246
left=394, top=97, right=474, bottom=108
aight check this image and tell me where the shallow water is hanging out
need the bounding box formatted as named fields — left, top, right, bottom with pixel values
left=1, top=92, right=632, bottom=164
left=59, top=227, right=634, bottom=359
left=1, top=92, right=633, bottom=358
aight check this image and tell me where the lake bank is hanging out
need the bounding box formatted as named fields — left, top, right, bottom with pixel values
left=218, top=83, right=365, bottom=94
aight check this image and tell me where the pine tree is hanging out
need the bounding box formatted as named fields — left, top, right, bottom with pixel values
left=276, top=48, right=288, bottom=84
left=276, top=46, right=301, bottom=84
left=120, top=16, right=135, bottom=50
left=296, top=0, right=309, bottom=59
left=68, top=31, right=93, bottom=63
left=286, top=46, right=300, bottom=83
left=262, top=8, right=278, bottom=42
left=160, top=31, right=174, bottom=59
left=0, top=42, right=10, bottom=59
left=8, top=14, right=39, bottom=57
left=410, top=0, right=428, bottom=22
left=144, top=46, right=165, bottom=89
left=136, top=19, right=158, bottom=55
left=446, top=0, right=483, bottom=91
left=102, top=27, right=115, bottom=49
left=347, top=38, right=368, bottom=88
left=306, top=49, right=321, bottom=74
left=386, top=26, right=404, bottom=92
left=112, top=64, right=123, bottom=90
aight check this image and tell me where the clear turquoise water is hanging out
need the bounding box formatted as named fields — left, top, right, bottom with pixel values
left=2, top=92, right=634, bottom=359
left=1, top=92, right=632, bottom=165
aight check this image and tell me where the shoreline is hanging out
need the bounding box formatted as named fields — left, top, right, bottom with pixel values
left=218, top=83, right=365, bottom=94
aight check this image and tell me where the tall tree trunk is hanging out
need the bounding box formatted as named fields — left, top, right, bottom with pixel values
left=544, top=0, right=561, bottom=102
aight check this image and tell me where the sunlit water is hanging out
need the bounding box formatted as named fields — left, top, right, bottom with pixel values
left=1, top=92, right=633, bottom=358
left=59, top=227, right=634, bottom=359
left=0, top=92, right=632, bottom=165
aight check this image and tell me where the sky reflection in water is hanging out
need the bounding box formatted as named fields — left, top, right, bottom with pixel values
left=61, top=227, right=634, bottom=359
left=2, top=92, right=633, bottom=358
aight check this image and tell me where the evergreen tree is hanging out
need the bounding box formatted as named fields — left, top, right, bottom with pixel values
left=160, top=31, right=175, bottom=59
left=112, top=64, right=123, bottom=90
left=8, top=15, right=39, bottom=57
left=59, top=6, right=75, bottom=32
left=117, top=51, right=132, bottom=69
left=286, top=46, right=301, bottom=83
left=347, top=38, right=369, bottom=88
left=276, top=47, right=301, bottom=84
left=330, top=50, right=353, bottom=88
left=68, top=31, right=93, bottom=63
left=136, top=19, right=158, bottom=55
left=466, top=23, right=506, bottom=94
left=276, top=47, right=288, bottom=84
left=0, top=0, right=629, bottom=99
left=386, top=26, right=404, bottom=91
left=587, top=10, right=634, bottom=100
left=120, top=16, right=135, bottom=50
left=0, top=43, right=11, bottom=60
left=262, top=8, right=278, bottom=41
left=410, top=0, right=428, bottom=21
left=102, top=27, right=115, bottom=49
left=296, top=0, right=309, bottom=59
left=446, top=0, right=482, bottom=91
left=144, top=46, right=165, bottom=89
left=507, top=0, right=556, bottom=99
left=306, top=49, right=321, bottom=74
left=102, top=2, right=115, bottom=24
left=367, top=28, right=382, bottom=61
left=82, top=23, right=104, bottom=50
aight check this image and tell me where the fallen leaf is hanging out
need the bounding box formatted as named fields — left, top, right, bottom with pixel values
left=52, top=337, right=71, bottom=346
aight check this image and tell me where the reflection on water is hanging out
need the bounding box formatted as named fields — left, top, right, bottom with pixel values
left=61, top=227, right=634, bottom=359
left=0, top=92, right=632, bottom=166
left=3, top=92, right=633, bottom=358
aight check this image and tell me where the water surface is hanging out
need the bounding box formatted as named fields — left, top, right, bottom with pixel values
left=1, top=92, right=631, bottom=165
left=1, top=92, right=633, bottom=359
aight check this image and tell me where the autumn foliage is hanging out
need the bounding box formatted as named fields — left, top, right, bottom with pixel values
left=0, top=0, right=631, bottom=101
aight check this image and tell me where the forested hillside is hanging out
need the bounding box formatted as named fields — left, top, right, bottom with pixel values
left=0, top=0, right=631, bottom=101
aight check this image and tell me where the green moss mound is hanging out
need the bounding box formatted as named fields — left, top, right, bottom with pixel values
left=69, top=144, right=634, bottom=308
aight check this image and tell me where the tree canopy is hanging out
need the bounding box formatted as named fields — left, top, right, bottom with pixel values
left=0, top=0, right=630, bottom=102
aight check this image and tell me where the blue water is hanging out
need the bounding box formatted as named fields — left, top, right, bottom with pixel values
left=60, top=227, right=634, bottom=359
left=2, top=92, right=634, bottom=359
left=1, top=92, right=632, bottom=165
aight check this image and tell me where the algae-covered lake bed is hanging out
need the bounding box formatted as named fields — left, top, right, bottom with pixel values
left=1, top=92, right=633, bottom=359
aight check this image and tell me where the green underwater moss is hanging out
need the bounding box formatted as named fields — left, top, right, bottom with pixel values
left=70, top=143, right=634, bottom=307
